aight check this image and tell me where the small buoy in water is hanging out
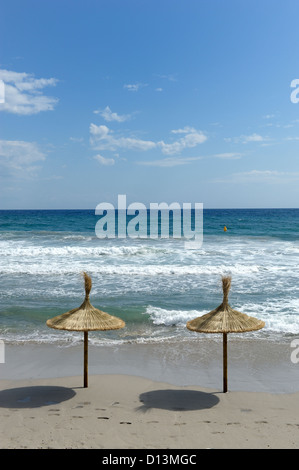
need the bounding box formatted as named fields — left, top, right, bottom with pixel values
left=224, top=226, right=227, bottom=232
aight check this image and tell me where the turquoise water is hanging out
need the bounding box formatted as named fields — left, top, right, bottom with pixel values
left=0, top=208, right=298, bottom=345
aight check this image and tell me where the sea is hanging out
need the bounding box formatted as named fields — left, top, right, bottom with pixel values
left=0, top=208, right=298, bottom=347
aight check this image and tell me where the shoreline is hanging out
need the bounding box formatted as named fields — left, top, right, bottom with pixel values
left=1, top=337, right=298, bottom=393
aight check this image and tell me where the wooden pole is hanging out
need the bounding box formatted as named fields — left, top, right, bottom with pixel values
left=84, top=331, right=88, bottom=388
left=223, top=333, right=228, bottom=393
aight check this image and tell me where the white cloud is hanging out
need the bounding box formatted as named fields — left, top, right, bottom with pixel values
left=0, top=140, right=46, bottom=176
left=94, top=154, right=115, bottom=166
left=0, top=69, right=58, bottom=115
left=123, top=83, right=147, bottom=92
left=89, top=124, right=208, bottom=165
left=90, top=124, right=110, bottom=139
left=263, top=114, right=277, bottom=119
left=137, top=156, right=203, bottom=167
left=242, top=133, right=265, bottom=143
left=138, top=151, right=243, bottom=167
left=215, top=170, right=299, bottom=184
left=116, top=137, right=156, bottom=151
left=158, top=127, right=207, bottom=155
left=94, top=106, right=131, bottom=122
left=214, top=152, right=243, bottom=159
left=155, top=74, right=178, bottom=82
left=226, top=133, right=269, bottom=145
left=90, top=123, right=156, bottom=151
left=0, top=80, right=4, bottom=104
left=70, top=137, right=84, bottom=143
left=239, top=170, right=280, bottom=177
left=171, top=126, right=196, bottom=134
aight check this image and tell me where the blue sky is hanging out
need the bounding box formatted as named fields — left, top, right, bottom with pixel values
left=1, top=0, right=299, bottom=209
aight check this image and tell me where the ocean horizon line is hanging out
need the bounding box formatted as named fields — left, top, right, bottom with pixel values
left=0, top=207, right=299, bottom=212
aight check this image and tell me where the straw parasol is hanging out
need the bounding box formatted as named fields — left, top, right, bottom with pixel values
left=46, top=272, right=125, bottom=387
left=186, top=276, right=265, bottom=392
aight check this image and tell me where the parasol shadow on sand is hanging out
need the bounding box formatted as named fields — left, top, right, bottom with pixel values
left=0, top=386, right=76, bottom=408
left=46, top=272, right=125, bottom=388
left=186, top=276, right=265, bottom=393
left=138, top=389, right=219, bottom=412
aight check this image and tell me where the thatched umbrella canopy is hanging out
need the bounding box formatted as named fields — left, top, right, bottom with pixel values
left=186, top=276, right=265, bottom=392
left=47, top=272, right=125, bottom=387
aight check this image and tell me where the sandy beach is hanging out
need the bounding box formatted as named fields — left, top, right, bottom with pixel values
left=1, top=339, right=299, bottom=449
left=1, top=373, right=299, bottom=450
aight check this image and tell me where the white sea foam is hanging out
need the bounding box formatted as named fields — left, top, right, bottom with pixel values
left=144, top=299, right=299, bottom=335
left=3, top=297, right=298, bottom=346
left=1, top=227, right=299, bottom=344
left=0, top=240, right=170, bottom=259
left=144, top=305, right=201, bottom=326
left=239, top=298, right=299, bottom=335
left=0, top=261, right=282, bottom=277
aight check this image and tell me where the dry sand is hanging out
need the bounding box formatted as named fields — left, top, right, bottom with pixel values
left=1, top=374, right=299, bottom=449
left=0, top=339, right=299, bottom=449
